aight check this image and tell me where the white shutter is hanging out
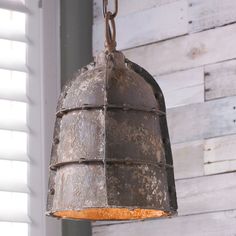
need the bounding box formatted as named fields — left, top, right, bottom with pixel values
left=0, top=1, right=30, bottom=235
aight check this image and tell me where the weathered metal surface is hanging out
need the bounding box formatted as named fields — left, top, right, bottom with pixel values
left=106, top=164, right=170, bottom=209
left=47, top=50, right=177, bottom=220
left=106, top=110, right=165, bottom=164
left=52, top=164, right=107, bottom=211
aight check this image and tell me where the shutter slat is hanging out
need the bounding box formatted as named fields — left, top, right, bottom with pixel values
left=0, top=92, right=27, bottom=103
left=0, top=192, right=30, bottom=223
left=0, top=99, right=27, bottom=132
left=0, top=8, right=27, bottom=42
left=0, top=160, right=28, bottom=193
left=0, top=0, right=28, bottom=13
left=0, top=122, right=27, bottom=132
left=0, top=62, right=27, bottom=73
left=0, top=214, right=30, bottom=223
left=0, top=31, right=27, bottom=42
left=0, top=222, right=28, bottom=235
left=0, top=152, right=28, bottom=162
left=0, top=183, right=28, bottom=193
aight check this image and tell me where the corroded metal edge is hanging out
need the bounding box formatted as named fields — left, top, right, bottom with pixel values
left=125, top=58, right=178, bottom=213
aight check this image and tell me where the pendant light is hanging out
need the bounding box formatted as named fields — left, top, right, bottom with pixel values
left=46, top=0, right=178, bottom=221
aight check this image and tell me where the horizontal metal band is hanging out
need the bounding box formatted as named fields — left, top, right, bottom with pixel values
left=56, top=104, right=166, bottom=117
left=50, top=159, right=173, bottom=170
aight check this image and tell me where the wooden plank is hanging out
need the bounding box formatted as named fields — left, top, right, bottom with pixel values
left=124, top=24, right=236, bottom=76
left=167, top=96, right=236, bottom=144
left=204, top=160, right=236, bottom=175
left=173, top=140, right=204, bottom=179
left=204, top=134, right=236, bottom=175
left=93, top=0, right=188, bottom=54
left=204, top=134, right=236, bottom=163
left=93, top=0, right=179, bottom=23
left=205, top=60, right=236, bottom=101
left=157, top=67, right=204, bottom=108
left=176, top=172, right=236, bottom=216
left=189, top=0, right=236, bottom=33
left=93, top=209, right=236, bottom=236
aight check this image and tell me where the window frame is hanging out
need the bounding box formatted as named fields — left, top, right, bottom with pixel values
left=25, top=0, right=61, bottom=236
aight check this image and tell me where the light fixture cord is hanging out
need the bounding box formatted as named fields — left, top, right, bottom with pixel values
left=103, top=0, right=118, bottom=52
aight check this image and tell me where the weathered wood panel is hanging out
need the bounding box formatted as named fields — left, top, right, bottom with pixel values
left=93, top=210, right=236, bottom=236
left=205, top=60, right=236, bottom=101
left=124, top=24, right=236, bottom=76
left=204, top=160, right=236, bottom=176
left=204, top=134, right=236, bottom=175
left=204, top=134, right=236, bottom=163
left=93, top=0, right=179, bottom=23
left=172, top=140, right=204, bottom=179
left=157, top=67, right=204, bottom=108
left=167, top=96, right=236, bottom=144
left=189, top=0, right=236, bottom=33
left=176, top=172, right=236, bottom=216
left=93, top=0, right=188, bottom=54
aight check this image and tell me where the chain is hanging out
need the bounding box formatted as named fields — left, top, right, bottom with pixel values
left=103, top=0, right=118, bottom=19
left=103, top=0, right=118, bottom=52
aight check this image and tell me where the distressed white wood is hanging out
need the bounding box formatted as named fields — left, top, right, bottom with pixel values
left=93, top=210, right=236, bottom=236
left=204, top=134, right=236, bottom=175
left=204, top=134, right=236, bottom=163
left=189, top=0, right=236, bottom=33
left=167, top=96, right=236, bottom=144
left=177, top=172, right=236, bottom=215
left=173, top=140, right=204, bottom=179
left=93, top=0, right=188, bottom=54
left=204, top=160, right=236, bottom=175
left=124, top=24, right=236, bottom=76
left=93, top=0, right=179, bottom=23
left=205, top=60, right=236, bottom=101
left=157, top=67, right=204, bottom=108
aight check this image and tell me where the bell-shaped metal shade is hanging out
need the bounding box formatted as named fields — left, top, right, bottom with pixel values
left=46, top=51, right=177, bottom=221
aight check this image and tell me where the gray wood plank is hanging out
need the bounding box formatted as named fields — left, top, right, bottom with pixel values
left=204, top=134, right=236, bottom=175
left=93, top=209, right=236, bottom=236
left=205, top=60, right=236, bottom=101
left=124, top=24, right=236, bottom=76
left=93, top=0, right=188, bottom=54
left=204, top=160, right=236, bottom=175
left=167, top=96, right=236, bottom=144
left=176, top=172, right=236, bottom=216
left=157, top=67, right=204, bottom=108
left=204, top=134, right=236, bottom=163
left=189, top=0, right=236, bottom=33
left=93, top=0, right=180, bottom=23
left=173, top=140, right=204, bottom=179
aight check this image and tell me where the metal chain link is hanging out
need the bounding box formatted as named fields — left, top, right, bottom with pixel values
left=103, top=0, right=118, bottom=19
left=103, top=0, right=118, bottom=52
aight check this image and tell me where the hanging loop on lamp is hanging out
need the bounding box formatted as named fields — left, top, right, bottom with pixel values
left=103, top=0, right=118, bottom=19
left=105, top=11, right=117, bottom=52
left=103, top=0, right=117, bottom=52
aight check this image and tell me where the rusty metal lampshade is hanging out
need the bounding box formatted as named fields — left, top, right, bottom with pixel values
left=46, top=50, right=178, bottom=221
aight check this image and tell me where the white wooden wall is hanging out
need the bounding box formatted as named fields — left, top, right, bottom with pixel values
left=92, top=1, right=236, bottom=235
